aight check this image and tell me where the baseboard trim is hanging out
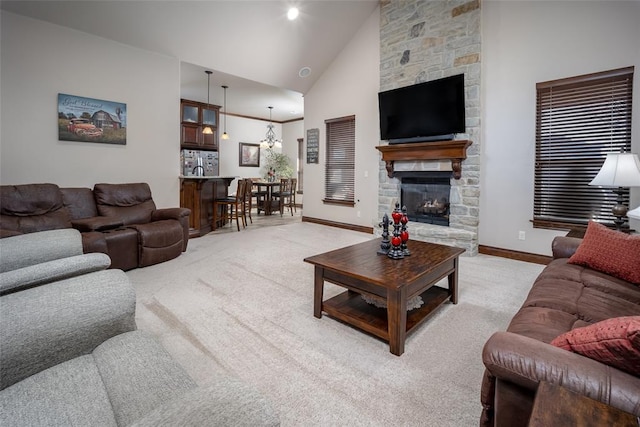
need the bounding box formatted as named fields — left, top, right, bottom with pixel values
left=479, top=245, right=551, bottom=265
left=301, top=216, right=374, bottom=234
left=297, top=222, right=549, bottom=264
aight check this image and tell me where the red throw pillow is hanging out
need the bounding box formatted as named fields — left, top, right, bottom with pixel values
left=568, top=221, right=640, bottom=284
left=551, top=316, right=640, bottom=376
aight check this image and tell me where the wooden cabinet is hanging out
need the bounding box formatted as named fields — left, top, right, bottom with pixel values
left=180, top=177, right=234, bottom=237
left=180, top=99, right=219, bottom=150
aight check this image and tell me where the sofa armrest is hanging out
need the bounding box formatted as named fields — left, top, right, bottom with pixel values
left=0, top=229, right=22, bottom=238
left=482, top=331, right=640, bottom=416
left=71, top=216, right=123, bottom=232
left=0, top=253, right=111, bottom=296
left=551, top=236, right=582, bottom=259
left=0, top=229, right=83, bottom=273
left=130, top=381, right=280, bottom=427
left=151, top=207, right=191, bottom=222
left=0, top=269, right=136, bottom=390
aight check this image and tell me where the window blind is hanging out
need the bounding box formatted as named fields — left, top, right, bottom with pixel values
left=533, top=66, right=633, bottom=230
left=324, top=115, right=355, bottom=205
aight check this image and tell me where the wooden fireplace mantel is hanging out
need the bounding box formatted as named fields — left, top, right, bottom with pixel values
left=375, top=140, right=472, bottom=179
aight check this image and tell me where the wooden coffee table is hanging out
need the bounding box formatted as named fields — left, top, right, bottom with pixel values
left=304, top=238, right=465, bottom=356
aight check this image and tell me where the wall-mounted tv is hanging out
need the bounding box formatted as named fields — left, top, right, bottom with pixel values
left=378, top=73, right=465, bottom=143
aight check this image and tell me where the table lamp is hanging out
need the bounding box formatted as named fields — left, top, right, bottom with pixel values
left=589, top=152, right=640, bottom=230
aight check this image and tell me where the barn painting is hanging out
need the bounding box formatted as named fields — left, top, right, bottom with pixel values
left=58, top=94, right=127, bottom=145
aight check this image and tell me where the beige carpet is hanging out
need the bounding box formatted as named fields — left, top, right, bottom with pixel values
left=127, top=220, right=543, bottom=426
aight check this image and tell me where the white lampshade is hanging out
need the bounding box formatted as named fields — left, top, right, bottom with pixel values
left=589, top=153, right=640, bottom=187
left=628, top=205, right=640, bottom=220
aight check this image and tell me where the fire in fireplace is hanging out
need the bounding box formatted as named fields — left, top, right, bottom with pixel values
left=399, top=172, right=451, bottom=226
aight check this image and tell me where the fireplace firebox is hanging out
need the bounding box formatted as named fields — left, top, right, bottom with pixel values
left=399, top=172, right=451, bottom=226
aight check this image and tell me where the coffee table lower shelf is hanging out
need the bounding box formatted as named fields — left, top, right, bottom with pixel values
left=322, top=286, right=450, bottom=342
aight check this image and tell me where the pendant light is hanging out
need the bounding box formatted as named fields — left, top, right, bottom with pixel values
left=260, top=106, right=282, bottom=148
left=221, top=85, right=229, bottom=140
left=202, top=70, right=213, bottom=135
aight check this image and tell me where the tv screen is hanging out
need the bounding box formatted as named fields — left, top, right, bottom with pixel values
left=378, top=74, right=465, bottom=142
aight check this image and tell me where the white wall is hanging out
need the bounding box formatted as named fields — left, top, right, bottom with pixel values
left=481, top=1, right=640, bottom=255
left=0, top=11, right=180, bottom=208
left=282, top=119, right=304, bottom=177
left=303, top=6, right=380, bottom=227
left=216, top=114, right=302, bottom=184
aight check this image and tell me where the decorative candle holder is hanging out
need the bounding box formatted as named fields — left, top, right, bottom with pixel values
left=401, top=205, right=411, bottom=256
left=387, top=203, right=405, bottom=260
left=378, top=213, right=391, bottom=255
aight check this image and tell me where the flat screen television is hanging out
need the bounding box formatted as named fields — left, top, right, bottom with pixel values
left=378, top=74, right=465, bottom=143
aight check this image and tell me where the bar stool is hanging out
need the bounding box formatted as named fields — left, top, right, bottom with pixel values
left=213, top=179, right=246, bottom=231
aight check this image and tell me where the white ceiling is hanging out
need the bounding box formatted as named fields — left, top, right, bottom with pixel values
left=1, top=0, right=379, bottom=122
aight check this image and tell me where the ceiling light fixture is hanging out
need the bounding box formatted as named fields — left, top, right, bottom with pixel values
left=260, top=106, right=282, bottom=149
left=299, top=66, right=311, bottom=78
left=202, top=70, right=213, bottom=135
left=221, top=85, right=229, bottom=140
left=287, top=7, right=299, bottom=20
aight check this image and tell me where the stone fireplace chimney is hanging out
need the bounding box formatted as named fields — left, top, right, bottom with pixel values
left=378, top=1, right=481, bottom=255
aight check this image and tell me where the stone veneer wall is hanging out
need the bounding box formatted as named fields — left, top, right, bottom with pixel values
left=378, top=0, right=481, bottom=255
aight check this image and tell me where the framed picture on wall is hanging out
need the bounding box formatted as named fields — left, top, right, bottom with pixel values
left=306, top=128, right=319, bottom=164
left=57, top=93, right=127, bottom=145
left=239, top=142, right=260, bottom=167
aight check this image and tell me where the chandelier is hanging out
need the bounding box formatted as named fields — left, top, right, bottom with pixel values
left=260, top=106, right=282, bottom=148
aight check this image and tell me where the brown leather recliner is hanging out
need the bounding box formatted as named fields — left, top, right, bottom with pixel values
left=0, top=183, right=71, bottom=236
left=0, top=183, right=110, bottom=258
left=0, top=183, right=190, bottom=270
left=60, top=187, right=137, bottom=271
left=93, top=183, right=190, bottom=267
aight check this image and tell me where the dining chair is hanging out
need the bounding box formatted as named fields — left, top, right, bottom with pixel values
left=289, top=178, right=298, bottom=213
left=213, top=178, right=246, bottom=231
left=252, top=179, right=268, bottom=215
left=242, top=178, right=253, bottom=225
left=272, top=178, right=293, bottom=217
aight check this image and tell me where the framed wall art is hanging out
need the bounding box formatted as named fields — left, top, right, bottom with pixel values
left=306, top=128, right=319, bottom=164
left=58, top=93, right=127, bottom=145
left=239, top=142, right=260, bottom=167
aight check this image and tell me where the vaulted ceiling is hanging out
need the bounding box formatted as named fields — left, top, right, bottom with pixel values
left=1, top=1, right=379, bottom=121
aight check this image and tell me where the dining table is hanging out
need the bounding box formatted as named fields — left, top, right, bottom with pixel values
left=252, top=180, right=281, bottom=215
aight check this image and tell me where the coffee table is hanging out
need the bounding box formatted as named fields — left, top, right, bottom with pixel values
left=304, top=238, right=465, bottom=356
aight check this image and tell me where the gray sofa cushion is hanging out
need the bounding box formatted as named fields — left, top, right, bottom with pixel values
left=0, top=252, right=111, bottom=295
left=0, top=228, right=83, bottom=272
left=0, top=329, right=280, bottom=427
left=131, top=380, right=281, bottom=427
left=0, top=355, right=119, bottom=427
left=92, top=331, right=196, bottom=426
left=0, top=331, right=194, bottom=427
left=0, top=269, right=136, bottom=389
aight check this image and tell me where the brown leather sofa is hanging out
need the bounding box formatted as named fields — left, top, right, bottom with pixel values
left=0, top=183, right=190, bottom=271
left=480, top=236, right=640, bottom=426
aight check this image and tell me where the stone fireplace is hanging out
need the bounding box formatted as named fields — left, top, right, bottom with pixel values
left=398, top=171, right=451, bottom=226
left=376, top=141, right=479, bottom=255
left=378, top=0, right=481, bottom=255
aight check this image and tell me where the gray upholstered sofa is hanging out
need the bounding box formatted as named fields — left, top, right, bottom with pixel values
left=0, top=229, right=280, bottom=426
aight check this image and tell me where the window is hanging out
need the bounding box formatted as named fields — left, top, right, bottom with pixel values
left=324, top=115, right=355, bottom=205
left=533, top=66, right=633, bottom=230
